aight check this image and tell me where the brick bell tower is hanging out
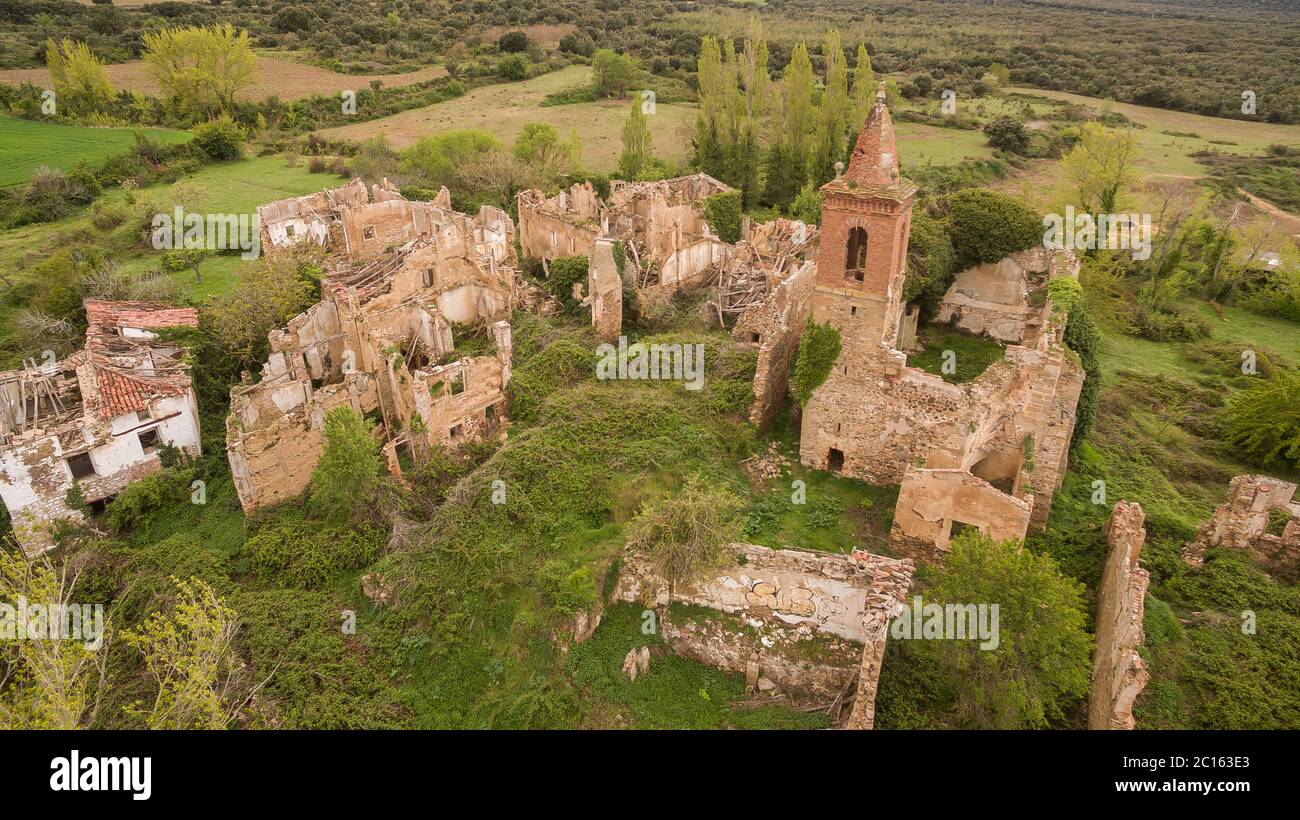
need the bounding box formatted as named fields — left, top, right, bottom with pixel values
left=800, top=85, right=917, bottom=474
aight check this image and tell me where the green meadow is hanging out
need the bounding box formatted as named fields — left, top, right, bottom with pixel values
left=0, top=114, right=191, bottom=187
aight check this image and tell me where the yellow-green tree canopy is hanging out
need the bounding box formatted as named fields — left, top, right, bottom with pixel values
left=142, top=23, right=257, bottom=121
left=44, top=38, right=114, bottom=117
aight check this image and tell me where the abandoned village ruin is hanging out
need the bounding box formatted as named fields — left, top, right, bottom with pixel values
left=4, top=87, right=1297, bottom=730
left=227, top=178, right=521, bottom=512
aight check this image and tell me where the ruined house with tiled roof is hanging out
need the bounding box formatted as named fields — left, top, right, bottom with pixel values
left=228, top=179, right=524, bottom=513
left=0, top=300, right=201, bottom=552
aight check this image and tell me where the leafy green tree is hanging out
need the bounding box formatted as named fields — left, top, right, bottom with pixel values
left=0, top=550, right=110, bottom=729
left=142, top=23, right=257, bottom=121
left=700, top=190, right=742, bottom=243
left=850, top=43, right=875, bottom=130
left=900, top=211, right=957, bottom=309
left=513, top=122, right=580, bottom=179
left=545, top=256, right=589, bottom=310
left=812, top=30, right=849, bottom=187
left=308, top=407, right=392, bottom=525
left=788, top=181, right=823, bottom=225
left=1062, top=121, right=1140, bottom=214
left=1221, top=372, right=1300, bottom=469
left=618, top=94, right=655, bottom=180
left=123, top=576, right=244, bottom=729
left=497, top=31, right=529, bottom=53
left=984, top=116, right=1029, bottom=154
left=45, top=38, right=113, bottom=116
left=401, top=129, right=499, bottom=188
left=591, top=49, right=637, bottom=99
left=945, top=189, right=1043, bottom=270
left=919, top=531, right=1092, bottom=729
left=206, top=246, right=319, bottom=369
left=625, top=476, right=743, bottom=605
left=762, top=41, right=814, bottom=208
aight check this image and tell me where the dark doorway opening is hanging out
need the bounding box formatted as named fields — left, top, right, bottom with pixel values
left=827, top=447, right=845, bottom=472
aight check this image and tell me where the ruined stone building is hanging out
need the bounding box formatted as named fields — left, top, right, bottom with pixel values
left=228, top=180, right=520, bottom=512
left=517, top=172, right=732, bottom=290
left=799, top=88, right=1085, bottom=562
left=517, top=173, right=737, bottom=338
left=0, top=300, right=201, bottom=552
left=614, top=542, right=914, bottom=728
left=519, top=175, right=821, bottom=429
left=1185, top=474, right=1300, bottom=580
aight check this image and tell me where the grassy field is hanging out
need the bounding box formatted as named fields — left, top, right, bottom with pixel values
left=894, top=121, right=993, bottom=167
left=0, top=56, right=446, bottom=102
left=0, top=155, right=328, bottom=351
left=322, top=66, right=697, bottom=171
left=0, top=115, right=190, bottom=186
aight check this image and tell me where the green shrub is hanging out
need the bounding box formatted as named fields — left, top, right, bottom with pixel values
left=538, top=560, right=596, bottom=615
left=105, top=468, right=196, bottom=533
left=243, top=515, right=385, bottom=588
left=1219, top=371, right=1300, bottom=469
left=984, top=116, right=1030, bottom=154
left=1133, top=305, right=1212, bottom=341
left=192, top=115, right=247, bottom=161
left=791, top=319, right=841, bottom=404
left=507, top=337, right=596, bottom=425
left=1063, top=303, right=1101, bottom=448
left=945, top=189, right=1043, bottom=270
left=700, top=190, right=742, bottom=244
left=498, top=54, right=530, bottom=81
left=545, top=256, right=589, bottom=310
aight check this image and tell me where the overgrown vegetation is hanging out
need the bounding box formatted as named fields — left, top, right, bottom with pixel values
left=791, top=319, right=841, bottom=404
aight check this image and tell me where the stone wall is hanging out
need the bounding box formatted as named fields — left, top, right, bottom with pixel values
left=890, top=467, right=1034, bottom=562
left=936, top=251, right=1044, bottom=343
left=516, top=183, right=602, bottom=263
left=227, top=374, right=379, bottom=512
left=587, top=238, right=623, bottom=343
left=1089, top=501, right=1151, bottom=730
left=1186, top=475, right=1300, bottom=580
left=732, top=260, right=816, bottom=431
left=613, top=542, right=913, bottom=724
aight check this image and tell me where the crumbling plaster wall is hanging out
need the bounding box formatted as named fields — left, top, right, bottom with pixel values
left=586, top=238, right=623, bottom=343
left=1089, top=501, right=1150, bottom=730
left=227, top=374, right=380, bottom=512
left=0, top=393, right=200, bottom=552
left=516, top=183, right=602, bottom=263
left=890, top=467, right=1034, bottom=562
left=614, top=543, right=913, bottom=722
left=936, top=252, right=1044, bottom=343
left=406, top=321, right=513, bottom=449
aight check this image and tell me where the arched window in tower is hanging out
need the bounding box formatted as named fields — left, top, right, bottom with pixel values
left=845, top=227, right=868, bottom=282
